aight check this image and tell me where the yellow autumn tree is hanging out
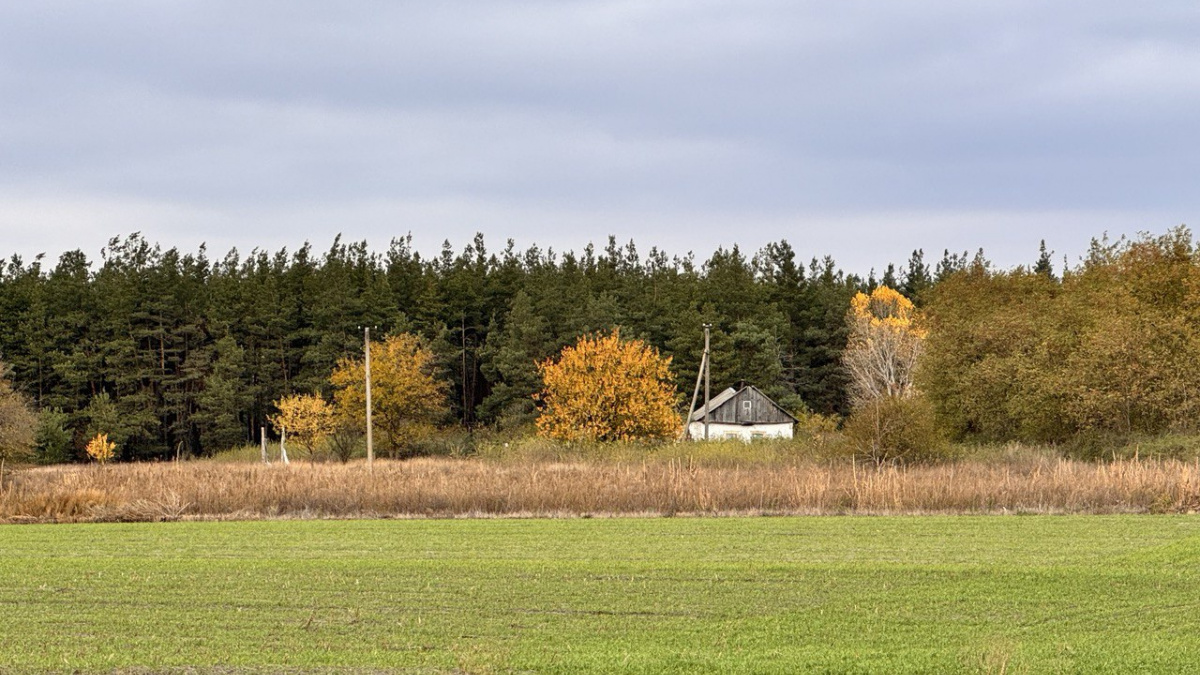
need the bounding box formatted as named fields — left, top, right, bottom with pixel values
left=85, top=432, right=116, bottom=465
left=269, top=393, right=335, bottom=461
left=536, top=330, right=680, bottom=442
left=331, top=333, right=447, bottom=458
left=843, top=286, right=927, bottom=407
left=842, top=286, right=944, bottom=464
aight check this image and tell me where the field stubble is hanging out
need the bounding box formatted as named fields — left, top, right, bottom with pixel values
left=3, top=444, right=1199, bottom=523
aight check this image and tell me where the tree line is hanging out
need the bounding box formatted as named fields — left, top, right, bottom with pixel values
left=1, top=232, right=950, bottom=460
left=921, top=227, right=1200, bottom=447
left=6, top=226, right=1192, bottom=464
left=832, top=226, right=1200, bottom=462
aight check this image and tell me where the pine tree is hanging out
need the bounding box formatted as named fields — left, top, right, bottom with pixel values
left=1033, top=240, right=1056, bottom=280
left=478, top=292, right=553, bottom=428
left=194, top=336, right=252, bottom=453
left=901, top=250, right=933, bottom=303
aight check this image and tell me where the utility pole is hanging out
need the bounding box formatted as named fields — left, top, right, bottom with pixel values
left=682, top=349, right=707, bottom=441
left=703, top=323, right=711, bottom=441
left=365, top=326, right=374, bottom=467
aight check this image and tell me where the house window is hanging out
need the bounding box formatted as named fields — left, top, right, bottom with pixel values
left=741, top=400, right=753, bottom=418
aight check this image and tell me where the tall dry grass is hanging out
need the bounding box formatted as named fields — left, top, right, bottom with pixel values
left=2, top=450, right=1199, bottom=523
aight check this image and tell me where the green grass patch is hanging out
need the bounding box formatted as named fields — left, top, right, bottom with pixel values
left=3, top=516, right=1200, bottom=673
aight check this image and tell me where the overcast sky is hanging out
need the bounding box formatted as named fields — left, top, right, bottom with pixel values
left=2, top=1, right=1197, bottom=274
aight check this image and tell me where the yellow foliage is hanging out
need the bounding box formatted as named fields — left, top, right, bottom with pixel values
left=848, top=285, right=926, bottom=339
left=269, top=393, right=334, bottom=460
left=85, top=433, right=116, bottom=465
left=330, top=333, right=447, bottom=457
left=536, top=330, right=680, bottom=442
left=844, top=286, right=925, bottom=406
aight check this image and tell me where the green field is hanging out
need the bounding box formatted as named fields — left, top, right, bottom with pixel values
left=3, top=516, right=1199, bottom=673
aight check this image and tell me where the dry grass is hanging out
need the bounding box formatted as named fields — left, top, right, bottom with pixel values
left=3, top=447, right=1200, bottom=523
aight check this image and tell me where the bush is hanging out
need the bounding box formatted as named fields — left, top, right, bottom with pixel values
left=1062, top=429, right=1131, bottom=461
left=842, top=395, right=947, bottom=465
left=406, top=427, right=476, bottom=458
left=328, top=421, right=364, bottom=463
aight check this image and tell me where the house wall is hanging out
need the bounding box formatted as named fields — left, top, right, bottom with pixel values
left=687, top=421, right=794, bottom=441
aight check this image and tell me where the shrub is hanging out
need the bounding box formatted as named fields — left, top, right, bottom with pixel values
left=327, top=420, right=364, bottom=463
left=85, top=433, right=116, bottom=465
left=842, top=395, right=946, bottom=465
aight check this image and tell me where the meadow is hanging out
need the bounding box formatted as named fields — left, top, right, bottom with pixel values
left=3, top=439, right=1200, bottom=522
left=2, top=516, right=1199, bottom=673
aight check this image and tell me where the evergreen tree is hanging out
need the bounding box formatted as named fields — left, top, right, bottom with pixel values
left=478, top=291, right=552, bottom=428
left=193, top=336, right=252, bottom=453
left=1033, top=240, right=1056, bottom=280
left=901, top=249, right=933, bottom=303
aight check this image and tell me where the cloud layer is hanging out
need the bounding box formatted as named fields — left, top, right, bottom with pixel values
left=2, top=1, right=1197, bottom=271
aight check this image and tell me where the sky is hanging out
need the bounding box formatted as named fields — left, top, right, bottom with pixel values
left=2, top=1, right=1198, bottom=275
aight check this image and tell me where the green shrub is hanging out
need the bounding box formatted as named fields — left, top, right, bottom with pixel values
left=842, top=395, right=947, bottom=465
left=406, top=428, right=478, bottom=458
left=1062, top=429, right=1132, bottom=461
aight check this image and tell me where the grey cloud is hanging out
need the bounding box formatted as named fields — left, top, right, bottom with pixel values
left=1, top=1, right=1198, bottom=269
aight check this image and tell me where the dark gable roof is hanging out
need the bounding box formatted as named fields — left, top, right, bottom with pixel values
left=688, top=385, right=798, bottom=425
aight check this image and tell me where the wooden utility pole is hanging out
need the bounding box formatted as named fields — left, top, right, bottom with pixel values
left=365, top=326, right=374, bottom=467
left=703, top=323, right=712, bottom=441
left=682, top=350, right=707, bottom=441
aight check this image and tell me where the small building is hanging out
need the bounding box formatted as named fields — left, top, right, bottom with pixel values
left=687, top=385, right=797, bottom=441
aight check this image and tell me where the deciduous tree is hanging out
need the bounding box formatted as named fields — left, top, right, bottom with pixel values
left=536, top=330, right=679, bottom=442
left=331, top=333, right=447, bottom=458
left=269, top=393, right=335, bottom=461
left=0, top=363, right=36, bottom=484
left=842, top=286, right=925, bottom=407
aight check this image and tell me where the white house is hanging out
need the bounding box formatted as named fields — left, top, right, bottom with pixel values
left=687, top=385, right=797, bottom=441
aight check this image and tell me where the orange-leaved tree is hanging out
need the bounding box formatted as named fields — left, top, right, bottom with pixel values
left=843, top=285, right=926, bottom=406
left=270, top=393, right=335, bottom=460
left=536, top=329, right=679, bottom=442
left=85, top=432, right=116, bottom=465
left=331, top=332, right=447, bottom=458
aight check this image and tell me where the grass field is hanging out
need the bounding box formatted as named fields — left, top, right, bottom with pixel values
left=3, top=516, right=1200, bottom=673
